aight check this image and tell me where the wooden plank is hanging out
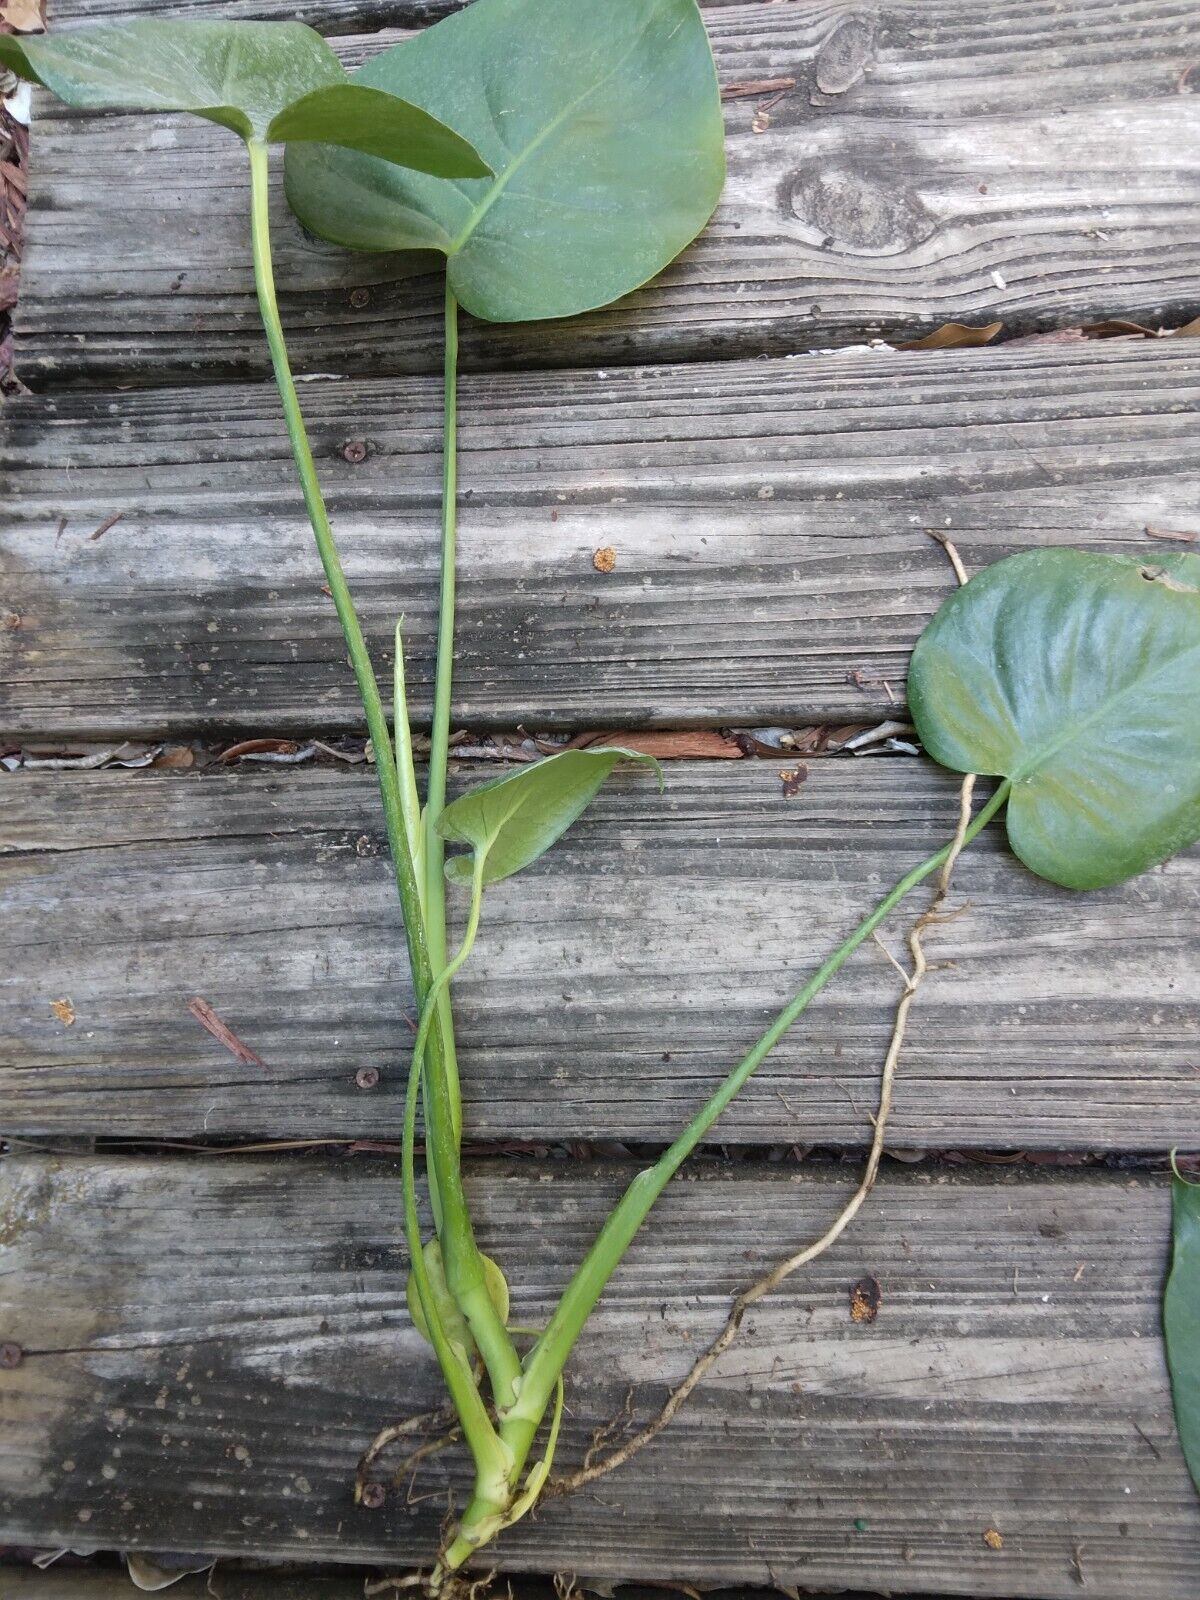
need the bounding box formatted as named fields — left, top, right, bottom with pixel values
left=16, top=0, right=1200, bottom=388
left=0, top=1153, right=1195, bottom=1596
left=0, top=1577, right=884, bottom=1600
left=4, top=338, right=1199, bottom=737
left=2, top=759, right=1197, bottom=1149
left=0, top=1574, right=368, bottom=1600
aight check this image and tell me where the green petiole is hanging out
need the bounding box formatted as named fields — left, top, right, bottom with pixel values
left=248, top=138, right=429, bottom=991
left=433, top=780, right=1014, bottom=1554
left=249, top=138, right=519, bottom=1410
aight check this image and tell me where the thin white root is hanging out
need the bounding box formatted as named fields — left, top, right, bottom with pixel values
left=547, top=532, right=978, bottom=1498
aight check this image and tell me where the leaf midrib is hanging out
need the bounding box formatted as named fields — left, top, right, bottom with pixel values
left=445, top=13, right=657, bottom=256
left=1010, top=632, right=1200, bottom=785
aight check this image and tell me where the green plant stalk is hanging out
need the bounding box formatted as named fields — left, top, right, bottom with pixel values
left=403, top=855, right=514, bottom=1497
left=393, top=623, right=425, bottom=885
left=247, top=140, right=518, bottom=1405
left=423, top=280, right=463, bottom=1144
left=441, top=779, right=1012, bottom=1567
left=248, top=138, right=428, bottom=993
left=417, top=283, right=521, bottom=1401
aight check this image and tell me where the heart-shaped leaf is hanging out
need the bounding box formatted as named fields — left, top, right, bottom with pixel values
left=438, top=747, right=662, bottom=885
left=909, top=549, right=1200, bottom=889
left=284, top=0, right=725, bottom=322
left=0, top=20, right=490, bottom=175
left=1165, top=1168, right=1200, bottom=1494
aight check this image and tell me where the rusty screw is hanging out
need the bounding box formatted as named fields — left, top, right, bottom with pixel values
left=0, top=1343, right=24, bottom=1369
left=349, top=287, right=372, bottom=309
left=355, top=1066, right=380, bottom=1091
left=342, top=440, right=369, bottom=465
left=361, top=1481, right=386, bottom=1509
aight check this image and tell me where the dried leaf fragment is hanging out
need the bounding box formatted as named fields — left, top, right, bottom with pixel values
left=153, top=745, right=196, bottom=769
left=899, top=321, right=1003, bottom=351
left=188, top=997, right=266, bottom=1069
left=572, top=729, right=742, bottom=760
left=0, top=0, right=45, bottom=32
left=50, top=997, right=75, bottom=1027
left=849, top=1274, right=882, bottom=1323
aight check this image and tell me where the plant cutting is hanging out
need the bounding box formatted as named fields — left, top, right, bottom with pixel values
left=7, top=3, right=1200, bottom=1588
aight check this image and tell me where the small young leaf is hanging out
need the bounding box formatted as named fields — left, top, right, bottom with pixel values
left=438, top=747, right=662, bottom=885
left=405, top=1238, right=510, bottom=1357
left=0, top=20, right=490, bottom=176
left=1165, top=1169, right=1200, bottom=1495
left=285, top=0, right=725, bottom=322
left=909, top=549, right=1200, bottom=889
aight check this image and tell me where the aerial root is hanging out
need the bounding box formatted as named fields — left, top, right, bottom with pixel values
left=548, top=537, right=976, bottom=1499
left=355, top=1402, right=460, bottom=1504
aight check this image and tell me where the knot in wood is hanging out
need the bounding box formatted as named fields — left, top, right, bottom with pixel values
left=784, top=161, right=933, bottom=255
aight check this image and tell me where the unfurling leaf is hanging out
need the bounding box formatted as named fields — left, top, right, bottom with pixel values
left=0, top=20, right=489, bottom=175
left=285, top=0, right=725, bottom=323
left=909, top=549, right=1200, bottom=889
left=406, top=1238, right=510, bottom=1356
left=438, top=747, right=662, bottom=885
left=1165, top=1167, right=1200, bottom=1495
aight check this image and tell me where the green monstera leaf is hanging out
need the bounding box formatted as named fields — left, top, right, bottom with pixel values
left=910, top=549, right=1200, bottom=890
left=285, top=0, right=725, bottom=322
left=0, top=21, right=490, bottom=173
left=1165, top=1166, right=1200, bottom=1495
left=438, top=747, right=662, bottom=885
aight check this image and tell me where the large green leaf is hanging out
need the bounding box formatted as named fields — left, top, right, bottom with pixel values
left=284, top=0, right=725, bottom=322
left=1165, top=1168, right=1200, bottom=1495
left=909, top=549, right=1200, bottom=889
left=438, top=747, right=662, bottom=885
left=0, top=21, right=490, bottom=175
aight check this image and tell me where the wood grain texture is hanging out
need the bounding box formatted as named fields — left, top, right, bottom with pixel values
left=1, top=1153, right=1196, bottom=1596
left=16, top=0, right=1200, bottom=387
left=4, top=338, right=1200, bottom=737
left=0, top=1578, right=889, bottom=1600
left=3, top=759, right=1197, bottom=1148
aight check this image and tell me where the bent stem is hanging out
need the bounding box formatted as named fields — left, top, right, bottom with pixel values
left=403, top=856, right=513, bottom=1508
left=436, top=778, right=1012, bottom=1560
left=247, top=139, right=427, bottom=991
left=247, top=141, right=518, bottom=1405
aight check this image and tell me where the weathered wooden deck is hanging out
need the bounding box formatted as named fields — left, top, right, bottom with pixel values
left=1, top=2, right=1199, bottom=1597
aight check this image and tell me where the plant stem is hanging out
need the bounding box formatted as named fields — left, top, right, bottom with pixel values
left=394, top=622, right=425, bottom=885
left=403, top=859, right=513, bottom=1500
left=416, top=282, right=522, bottom=1402
left=247, top=143, right=518, bottom=1404
left=424, top=280, right=463, bottom=1143
left=491, top=779, right=1012, bottom=1494
left=247, top=139, right=429, bottom=995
